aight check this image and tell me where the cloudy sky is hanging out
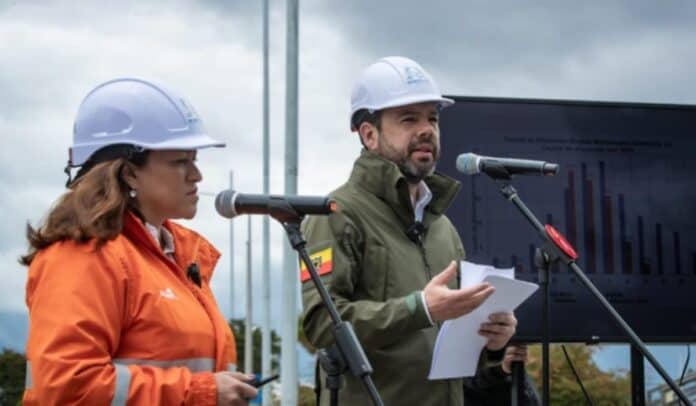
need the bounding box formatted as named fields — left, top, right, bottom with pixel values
left=1, top=0, right=695, bottom=387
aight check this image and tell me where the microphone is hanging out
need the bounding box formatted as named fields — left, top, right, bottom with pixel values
left=406, top=222, right=426, bottom=245
left=215, top=190, right=336, bottom=219
left=456, top=153, right=559, bottom=177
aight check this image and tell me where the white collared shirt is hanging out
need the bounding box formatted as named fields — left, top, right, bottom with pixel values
left=411, top=180, right=433, bottom=223
left=144, top=223, right=175, bottom=258
left=411, top=181, right=436, bottom=326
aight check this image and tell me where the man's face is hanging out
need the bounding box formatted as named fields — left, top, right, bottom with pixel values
left=367, top=102, right=441, bottom=182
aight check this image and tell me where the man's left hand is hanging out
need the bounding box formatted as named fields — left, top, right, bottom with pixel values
left=479, top=312, right=517, bottom=351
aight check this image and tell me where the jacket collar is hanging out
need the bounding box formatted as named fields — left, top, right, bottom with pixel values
left=347, top=150, right=461, bottom=227
left=122, top=211, right=221, bottom=281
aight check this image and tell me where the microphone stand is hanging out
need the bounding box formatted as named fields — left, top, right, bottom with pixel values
left=265, top=201, right=384, bottom=406
left=481, top=163, right=692, bottom=406
left=511, top=361, right=526, bottom=406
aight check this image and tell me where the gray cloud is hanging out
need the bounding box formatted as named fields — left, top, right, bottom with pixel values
left=1, top=0, right=695, bottom=337
left=301, top=1, right=696, bottom=103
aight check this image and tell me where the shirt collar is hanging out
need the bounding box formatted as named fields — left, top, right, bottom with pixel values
left=411, top=181, right=433, bottom=222
left=144, top=222, right=176, bottom=257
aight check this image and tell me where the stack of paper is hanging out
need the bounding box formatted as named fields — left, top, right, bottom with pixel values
left=428, top=261, right=539, bottom=380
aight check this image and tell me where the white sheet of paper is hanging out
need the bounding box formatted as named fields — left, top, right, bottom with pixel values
left=428, top=262, right=538, bottom=380
left=459, top=260, right=515, bottom=287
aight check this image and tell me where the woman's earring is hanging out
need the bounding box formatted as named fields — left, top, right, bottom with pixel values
left=129, top=189, right=137, bottom=198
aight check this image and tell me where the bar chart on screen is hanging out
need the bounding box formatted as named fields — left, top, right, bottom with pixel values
left=440, top=96, right=696, bottom=342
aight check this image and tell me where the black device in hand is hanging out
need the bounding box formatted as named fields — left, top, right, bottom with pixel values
left=248, top=374, right=279, bottom=388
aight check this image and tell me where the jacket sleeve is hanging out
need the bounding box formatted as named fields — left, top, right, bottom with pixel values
left=301, top=211, right=432, bottom=351
left=23, top=242, right=216, bottom=406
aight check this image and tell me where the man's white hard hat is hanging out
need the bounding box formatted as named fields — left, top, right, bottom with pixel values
left=70, top=78, right=225, bottom=167
left=349, top=56, right=454, bottom=130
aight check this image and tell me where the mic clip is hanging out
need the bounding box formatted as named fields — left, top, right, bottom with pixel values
left=406, top=222, right=425, bottom=245
left=187, top=263, right=201, bottom=287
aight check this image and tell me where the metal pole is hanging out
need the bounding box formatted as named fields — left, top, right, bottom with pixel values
left=281, top=0, right=299, bottom=403
left=631, top=345, right=646, bottom=406
left=245, top=216, right=253, bottom=374
left=261, top=0, right=272, bottom=403
left=229, top=171, right=235, bottom=319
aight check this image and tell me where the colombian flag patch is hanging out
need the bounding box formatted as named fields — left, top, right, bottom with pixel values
left=300, top=247, right=333, bottom=282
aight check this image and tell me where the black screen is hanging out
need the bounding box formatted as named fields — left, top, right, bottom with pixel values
left=438, top=96, right=696, bottom=342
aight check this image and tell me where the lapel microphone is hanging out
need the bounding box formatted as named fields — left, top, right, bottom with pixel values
left=406, top=222, right=426, bottom=245
left=187, top=263, right=201, bottom=287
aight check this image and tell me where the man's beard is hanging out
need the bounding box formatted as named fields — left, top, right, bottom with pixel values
left=378, top=136, right=439, bottom=184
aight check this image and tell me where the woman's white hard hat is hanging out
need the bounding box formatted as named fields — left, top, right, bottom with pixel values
left=70, top=77, right=225, bottom=167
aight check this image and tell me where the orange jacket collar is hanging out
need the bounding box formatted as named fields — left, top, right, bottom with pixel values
left=121, top=211, right=221, bottom=282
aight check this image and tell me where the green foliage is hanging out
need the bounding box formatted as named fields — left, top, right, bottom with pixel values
left=229, top=318, right=281, bottom=374
left=526, top=344, right=630, bottom=405
left=0, top=348, right=26, bottom=406
left=270, top=384, right=316, bottom=406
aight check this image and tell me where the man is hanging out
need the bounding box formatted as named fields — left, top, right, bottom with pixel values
left=301, top=56, right=518, bottom=405
left=463, top=345, right=541, bottom=405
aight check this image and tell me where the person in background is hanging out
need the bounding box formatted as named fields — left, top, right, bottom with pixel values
left=463, top=345, right=542, bottom=405
left=21, top=78, right=256, bottom=405
left=301, top=56, right=518, bottom=405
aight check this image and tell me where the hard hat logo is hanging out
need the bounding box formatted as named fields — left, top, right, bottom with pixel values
left=349, top=56, right=454, bottom=130
left=178, top=97, right=200, bottom=123
left=68, top=78, right=225, bottom=168
left=404, top=66, right=427, bottom=85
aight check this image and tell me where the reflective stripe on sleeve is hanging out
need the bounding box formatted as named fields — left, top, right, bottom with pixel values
left=25, top=361, right=31, bottom=389
left=227, top=363, right=236, bottom=372
left=112, top=363, right=131, bottom=406
left=113, top=357, right=215, bottom=372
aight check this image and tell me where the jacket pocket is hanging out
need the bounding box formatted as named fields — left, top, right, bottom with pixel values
left=362, top=243, right=389, bottom=301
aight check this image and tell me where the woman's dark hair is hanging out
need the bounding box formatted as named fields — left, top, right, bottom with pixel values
left=21, top=145, right=149, bottom=265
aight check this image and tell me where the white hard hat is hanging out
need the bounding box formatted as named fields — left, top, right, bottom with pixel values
left=350, top=56, right=454, bottom=129
left=69, top=78, right=225, bottom=167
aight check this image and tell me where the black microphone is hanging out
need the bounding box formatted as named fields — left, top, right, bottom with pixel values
left=215, top=189, right=336, bottom=219
left=456, top=153, right=559, bottom=177
left=186, top=263, right=201, bottom=287
left=406, top=222, right=426, bottom=245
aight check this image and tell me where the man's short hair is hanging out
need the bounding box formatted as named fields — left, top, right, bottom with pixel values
left=351, top=108, right=382, bottom=132
left=351, top=109, right=383, bottom=148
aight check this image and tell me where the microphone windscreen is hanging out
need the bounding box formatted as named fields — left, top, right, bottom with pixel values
left=455, top=153, right=480, bottom=175
left=215, top=189, right=238, bottom=218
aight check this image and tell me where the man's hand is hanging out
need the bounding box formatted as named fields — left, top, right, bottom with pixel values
left=500, top=345, right=528, bottom=374
left=423, top=261, right=495, bottom=322
left=479, top=312, right=517, bottom=351
left=214, top=372, right=258, bottom=405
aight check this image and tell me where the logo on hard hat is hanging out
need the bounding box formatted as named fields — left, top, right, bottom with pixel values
left=178, top=98, right=200, bottom=123
left=404, top=66, right=426, bottom=84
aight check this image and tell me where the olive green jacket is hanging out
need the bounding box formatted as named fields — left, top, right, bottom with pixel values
left=301, top=151, right=503, bottom=406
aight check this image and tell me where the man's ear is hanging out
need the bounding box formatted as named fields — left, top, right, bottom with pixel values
left=120, top=162, right=139, bottom=190
left=358, top=122, right=379, bottom=151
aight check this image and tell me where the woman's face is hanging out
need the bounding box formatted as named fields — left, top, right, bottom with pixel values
left=127, top=150, right=202, bottom=226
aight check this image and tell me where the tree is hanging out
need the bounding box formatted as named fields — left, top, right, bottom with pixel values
left=0, top=348, right=26, bottom=406
left=229, top=318, right=281, bottom=374
left=525, top=344, right=630, bottom=405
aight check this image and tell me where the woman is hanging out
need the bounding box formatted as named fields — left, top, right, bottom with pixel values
left=21, top=78, right=256, bottom=405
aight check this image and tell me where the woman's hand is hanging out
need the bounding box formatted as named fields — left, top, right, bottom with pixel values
left=214, top=372, right=258, bottom=405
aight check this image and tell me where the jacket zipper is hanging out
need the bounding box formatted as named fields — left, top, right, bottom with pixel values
left=417, top=241, right=433, bottom=280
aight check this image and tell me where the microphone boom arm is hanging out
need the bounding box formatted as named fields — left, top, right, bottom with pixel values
left=277, top=216, right=385, bottom=406
left=492, top=178, right=692, bottom=406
